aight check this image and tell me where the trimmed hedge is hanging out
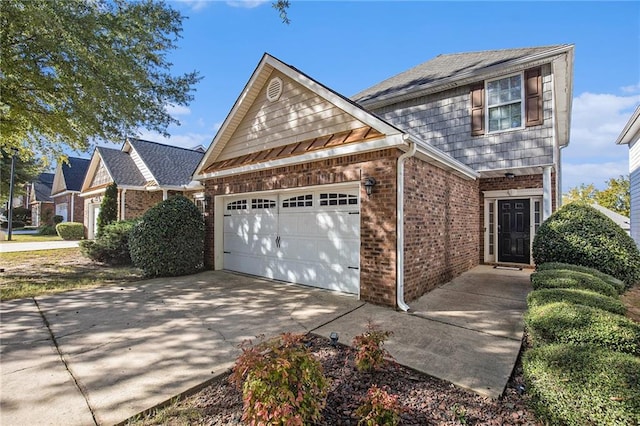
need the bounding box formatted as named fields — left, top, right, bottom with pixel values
left=38, top=225, right=57, bottom=235
left=536, top=262, right=625, bottom=294
left=56, top=222, right=84, bottom=240
left=80, top=220, right=138, bottom=265
left=129, top=196, right=205, bottom=277
left=532, top=203, right=640, bottom=289
left=530, top=269, right=617, bottom=297
left=525, top=302, right=640, bottom=355
left=523, top=343, right=640, bottom=426
left=527, top=288, right=626, bottom=315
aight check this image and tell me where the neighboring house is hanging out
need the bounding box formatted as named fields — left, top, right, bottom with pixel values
left=615, top=105, right=640, bottom=247
left=80, top=138, right=205, bottom=239
left=51, top=157, right=90, bottom=224
left=26, top=173, right=55, bottom=227
left=590, top=203, right=631, bottom=235
left=193, top=45, right=574, bottom=309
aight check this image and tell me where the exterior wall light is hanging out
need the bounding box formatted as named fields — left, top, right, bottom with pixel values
left=363, top=177, right=377, bottom=197
left=504, top=172, right=515, bottom=179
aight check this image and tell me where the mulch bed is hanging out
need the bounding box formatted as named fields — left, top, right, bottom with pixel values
left=155, top=335, right=537, bottom=425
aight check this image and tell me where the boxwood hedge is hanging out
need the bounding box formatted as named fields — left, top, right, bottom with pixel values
left=527, top=288, right=626, bottom=315
left=129, top=196, right=205, bottom=277
left=530, top=269, right=617, bottom=297
left=56, top=222, right=84, bottom=240
left=532, top=203, right=640, bottom=289
left=523, top=343, right=640, bottom=426
left=536, top=262, right=625, bottom=294
left=525, top=301, right=640, bottom=355
left=80, top=220, right=138, bottom=265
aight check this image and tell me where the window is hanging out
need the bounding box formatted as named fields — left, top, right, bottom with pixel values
left=488, top=202, right=495, bottom=256
left=282, top=194, right=312, bottom=208
left=227, top=199, right=247, bottom=210
left=319, top=193, right=358, bottom=206
left=252, top=198, right=276, bottom=209
left=487, top=74, right=523, bottom=132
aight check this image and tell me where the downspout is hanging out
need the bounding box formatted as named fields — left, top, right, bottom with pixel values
left=162, top=189, right=168, bottom=200
left=396, top=138, right=417, bottom=312
left=70, top=193, right=74, bottom=222
left=120, top=189, right=127, bottom=220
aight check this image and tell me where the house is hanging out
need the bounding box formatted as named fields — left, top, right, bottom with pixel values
left=193, top=45, right=574, bottom=309
left=590, top=203, right=631, bottom=235
left=51, top=157, right=90, bottom=224
left=615, top=105, right=640, bottom=247
left=80, top=138, right=205, bottom=239
left=26, top=173, right=55, bottom=227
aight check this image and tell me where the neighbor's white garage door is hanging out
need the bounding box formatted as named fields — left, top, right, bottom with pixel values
left=222, top=187, right=360, bottom=294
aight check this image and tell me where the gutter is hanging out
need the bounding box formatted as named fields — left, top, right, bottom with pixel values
left=396, top=137, right=417, bottom=312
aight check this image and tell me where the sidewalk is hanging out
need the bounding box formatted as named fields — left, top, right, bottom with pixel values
left=0, top=240, right=80, bottom=253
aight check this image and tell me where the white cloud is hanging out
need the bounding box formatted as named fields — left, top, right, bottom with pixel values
left=135, top=129, right=211, bottom=151
left=164, top=104, right=191, bottom=117
left=173, top=0, right=209, bottom=12
left=226, top=0, right=269, bottom=9
left=622, top=83, right=640, bottom=94
left=562, top=160, right=629, bottom=193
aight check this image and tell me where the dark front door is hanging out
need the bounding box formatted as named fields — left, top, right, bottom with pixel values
left=498, top=199, right=530, bottom=264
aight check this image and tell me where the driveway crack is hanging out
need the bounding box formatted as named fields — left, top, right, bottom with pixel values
left=32, top=298, right=98, bottom=426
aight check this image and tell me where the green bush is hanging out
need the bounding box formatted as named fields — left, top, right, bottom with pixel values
left=12, top=207, right=31, bottom=224
left=56, top=222, right=84, bottom=240
left=536, top=262, right=625, bottom=294
left=129, top=196, right=204, bottom=277
left=229, top=333, right=328, bottom=425
left=37, top=225, right=57, bottom=235
left=530, top=269, right=617, bottom=297
left=80, top=220, right=138, bottom=265
left=355, top=385, right=403, bottom=426
left=1, top=220, right=24, bottom=229
left=523, top=343, right=640, bottom=426
left=97, top=182, right=118, bottom=236
left=53, top=215, right=64, bottom=224
left=532, top=203, right=640, bottom=289
left=525, top=302, right=640, bottom=355
left=527, top=288, right=626, bottom=315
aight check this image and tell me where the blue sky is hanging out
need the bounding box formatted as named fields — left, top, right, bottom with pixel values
left=125, top=0, right=639, bottom=193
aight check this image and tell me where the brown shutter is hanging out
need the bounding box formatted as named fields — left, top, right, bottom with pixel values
left=525, top=67, right=543, bottom=126
left=470, top=83, right=485, bottom=136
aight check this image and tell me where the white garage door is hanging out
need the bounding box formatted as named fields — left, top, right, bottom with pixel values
left=223, top=187, right=360, bottom=294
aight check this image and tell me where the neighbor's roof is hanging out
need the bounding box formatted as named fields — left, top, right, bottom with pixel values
left=591, top=203, right=631, bottom=231
left=615, top=105, right=640, bottom=146
left=32, top=173, right=54, bottom=202
left=353, top=45, right=570, bottom=106
left=127, top=138, right=204, bottom=186
left=97, top=146, right=146, bottom=187
left=61, top=157, right=90, bottom=191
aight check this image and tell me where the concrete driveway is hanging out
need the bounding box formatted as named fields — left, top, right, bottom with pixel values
left=1, top=266, right=531, bottom=425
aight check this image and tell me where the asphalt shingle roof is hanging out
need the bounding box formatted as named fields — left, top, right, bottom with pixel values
left=97, top=147, right=146, bottom=187
left=128, top=138, right=204, bottom=186
left=62, top=157, right=90, bottom=191
left=352, top=45, right=565, bottom=104
left=33, top=173, right=54, bottom=202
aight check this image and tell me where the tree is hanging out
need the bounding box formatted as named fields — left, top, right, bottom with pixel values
left=563, top=176, right=630, bottom=217
left=0, top=0, right=201, bottom=160
left=97, top=183, right=118, bottom=236
left=0, top=150, right=44, bottom=206
left=272, top=0, right=291, bottom=24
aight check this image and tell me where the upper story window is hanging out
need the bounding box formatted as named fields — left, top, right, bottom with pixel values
left=486, top=74, right=523, bottom=133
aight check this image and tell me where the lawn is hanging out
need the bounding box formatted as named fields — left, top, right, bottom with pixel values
left=0, top=247, right=143, bottom=300
left=1, top=233, right=63, bottom=242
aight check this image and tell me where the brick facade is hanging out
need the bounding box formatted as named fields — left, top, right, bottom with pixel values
left=52, top=193, right=85, bottom=223
left=403, top=158, right=480, bottom=301
left=120, top=190, right=163, bottom=220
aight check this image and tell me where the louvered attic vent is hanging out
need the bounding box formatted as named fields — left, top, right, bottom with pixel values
left=266, top=77, right=283, bottom=102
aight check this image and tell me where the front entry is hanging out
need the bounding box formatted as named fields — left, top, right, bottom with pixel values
left=498, top=199, right=530, bottom=263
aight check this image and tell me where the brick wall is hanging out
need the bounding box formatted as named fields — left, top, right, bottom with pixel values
left=202, top=149, right=400, bottom=307
left=121, top=190, right=163, bottom=220
left=52, top=193, right=85, bottom=223
left=403, top=158, right=480, bottom=301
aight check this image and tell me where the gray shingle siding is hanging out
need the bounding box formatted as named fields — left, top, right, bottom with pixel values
left=370, top=64, right=554, bottom=171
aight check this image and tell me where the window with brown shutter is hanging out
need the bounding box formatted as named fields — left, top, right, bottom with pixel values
left=525, top=67, right=543, bottom=126
left=470, top=83, right=485, bottom=136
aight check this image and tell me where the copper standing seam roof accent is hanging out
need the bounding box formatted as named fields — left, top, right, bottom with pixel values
left=204, top=126, right=383, bottom=173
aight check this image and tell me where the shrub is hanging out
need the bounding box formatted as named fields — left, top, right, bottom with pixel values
left=352, top=322, right=393, bottom=372
left=229, top=333, right=328, bottom=425
left=97, top=182, right=118, bottom=236
left=1, top=220, right=24, bottom=229
left=56, top=222, right=84, bottom=240
left=37, top=225, right=57, bottom=235
left=532, top=203, right=640, bottom=289
left=523, top=343, right=640, bottom=425
left=530, top=269, right=617, bottom=297
left=536, top=262, right=625, bottom=294
left=355, top=385, right=403, bottom=426
left=80, top=220, right=138, bottom=265
left=53, top=215, right=64, bottom=224
left=525, top=302, right=640, bottom=355
left=129, top=196, right=205, bottom=277
left=527, top=288, right=626, bottom=315
left=12, top=207, right=31, bottom=224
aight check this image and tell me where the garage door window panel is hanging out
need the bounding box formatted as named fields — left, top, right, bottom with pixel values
left=319, top=193, right=358, bottom=207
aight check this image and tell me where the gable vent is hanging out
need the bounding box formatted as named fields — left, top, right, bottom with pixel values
left=266, top=77, right=283, bottom=102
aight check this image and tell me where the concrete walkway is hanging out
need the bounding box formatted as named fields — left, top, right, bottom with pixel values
left=0, top=240, right=80, bottom=253
left=0, top=266, right=531, bottom=425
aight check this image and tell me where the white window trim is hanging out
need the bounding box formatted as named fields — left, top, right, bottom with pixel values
left=485, top=72, right=525, bottom=134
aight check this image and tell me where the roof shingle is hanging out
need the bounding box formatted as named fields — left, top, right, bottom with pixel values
left=62, top=157, right=90, bottom=191
left=97, top=147, right=146, bottom=187
left=127, top=138, right=204, bottom=186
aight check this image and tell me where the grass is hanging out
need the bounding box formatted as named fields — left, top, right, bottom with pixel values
left=0, top=248, right=143, bottom=300
left=1, top=234, right=63, bottom=242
